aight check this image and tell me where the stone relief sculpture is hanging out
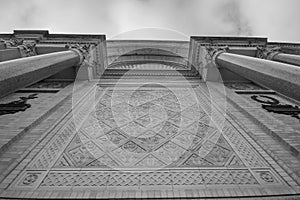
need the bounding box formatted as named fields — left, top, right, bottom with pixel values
left=0, top=94, right=38, bottom=116
left=251, top=95, right=300, bottom=120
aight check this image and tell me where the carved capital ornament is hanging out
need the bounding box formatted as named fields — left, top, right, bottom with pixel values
left=0, top=38, right=24, bottom=47
left=256, top=46, right=281, bottom=60
left=65, top=44, right=91, bottom=66
left=0, top=38, right=37, bottom=57
left=18, top=42, right=37, bottom=57
left=205, top=45, right=229, bottom=65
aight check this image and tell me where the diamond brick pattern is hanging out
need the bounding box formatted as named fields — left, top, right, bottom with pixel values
left=38, top=169, right=259, bottom=187
left=27, top=87, right=271, bottom=171
left=8, top=86, right=293, bottom=197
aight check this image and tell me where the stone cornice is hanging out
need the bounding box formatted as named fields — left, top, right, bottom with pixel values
left=102, top=69, right=199, bottom=77
left=190, top=36, right=267, bottom=47
left=267, top=42, right=300, bottom=48
left=108, top=61, right=188, bottom=71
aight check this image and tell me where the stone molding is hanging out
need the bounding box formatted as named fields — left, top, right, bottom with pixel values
left=268, top=42, right=300, bottom=49
left=190, top=36, right=267, bottom=47
left=102, top=69, right=199, bottom=77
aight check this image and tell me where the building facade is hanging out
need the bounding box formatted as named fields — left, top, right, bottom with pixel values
left=0, top=30, right=300, bottom=199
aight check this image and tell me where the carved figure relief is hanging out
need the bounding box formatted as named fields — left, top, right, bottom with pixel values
left=251, top=95, right=300, bottom=120
left=0, top=94, right=38, bottom=116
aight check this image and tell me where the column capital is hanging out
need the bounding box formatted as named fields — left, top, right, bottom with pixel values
left=0, top=38, right=24, bottom=48
left=205, top=45, right=229, bottom=65
left=0, top=38, right=37, bottom=57
left=18, top=42, right=37, bottom=57
left=65, top=44, right=91, bottom=66
left=257, top=46, right=281, bottom=60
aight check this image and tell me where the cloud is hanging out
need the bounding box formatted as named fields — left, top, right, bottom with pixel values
left=217, top=0, right=253, bottom=36
left=0, top=0, right=299, bottom=42
left=240, top=0, right=300, bottom=42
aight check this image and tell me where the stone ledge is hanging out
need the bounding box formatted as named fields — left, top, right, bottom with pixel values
left=1, top=187, right=299, bottom=199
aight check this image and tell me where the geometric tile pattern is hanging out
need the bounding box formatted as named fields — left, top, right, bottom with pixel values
left=39, top=169, right=259, bottom=187
left=53, top=88, right=243, bottom=169
left=7, top=86, right=296, bottom=193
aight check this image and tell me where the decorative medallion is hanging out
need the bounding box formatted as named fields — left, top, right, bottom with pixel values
left=226, top=82, right=264, bottom=90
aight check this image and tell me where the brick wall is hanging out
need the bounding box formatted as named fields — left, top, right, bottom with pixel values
left=0, top=80, right=94, bottom=153
left=221, top=84, right=300, bottom=182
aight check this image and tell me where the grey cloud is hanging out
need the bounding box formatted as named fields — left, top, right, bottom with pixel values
left=218, top=0, right=253, bottom=36
left=0, top=0, right=299, bottom=42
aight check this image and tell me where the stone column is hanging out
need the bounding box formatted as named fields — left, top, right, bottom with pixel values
left=213, top=50, right=300, bottom=101
left=257, top=46, right=300, bottom=66
left=0, top=48, right=21, bottom=62
left=0, top=49, right=83, bottom=98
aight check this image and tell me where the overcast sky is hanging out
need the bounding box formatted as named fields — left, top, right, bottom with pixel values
left=0, top=0, right=299, bottom=42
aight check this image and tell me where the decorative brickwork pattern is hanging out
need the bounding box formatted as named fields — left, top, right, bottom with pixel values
left=4, top=85, right=296, bottom=199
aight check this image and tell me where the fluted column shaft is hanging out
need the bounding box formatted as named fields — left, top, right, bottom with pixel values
left=0, top=50, right=81, bottom=98
left=215, top=52, right=300, bottom=101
